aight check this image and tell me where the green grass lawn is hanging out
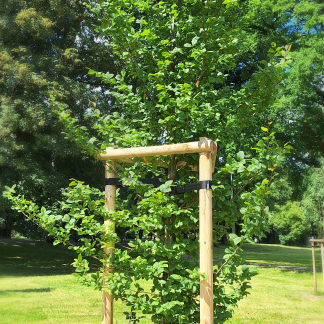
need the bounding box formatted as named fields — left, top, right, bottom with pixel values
left=214, top=243, right=324, bottom=324
left=0, top=239, right=137, bottom=323
left=214, top=242, right=323, bottom=268
left=227, top=267, right=324, bottom=324
left=0, top=239, right=102, bottom=324
left=1, top=239, right=324, bottom=323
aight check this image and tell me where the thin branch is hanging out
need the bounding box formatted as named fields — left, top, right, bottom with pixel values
left=214, top=244, right=242, bottom=277
left=14, top=201, right=101, bottom=261
left=230, top=171, right=261, bottom=203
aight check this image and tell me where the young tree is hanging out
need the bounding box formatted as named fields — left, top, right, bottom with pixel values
left=4, top=0, right=291, bottom=322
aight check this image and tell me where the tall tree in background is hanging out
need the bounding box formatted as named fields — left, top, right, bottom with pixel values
left=301, top=159, right=324, bottom=238
left=0, top=0, right=117, bottom=237
left=242, top=0, right=324, bottom=166
left=227, top=1, right=324, bottom=241
left=265, top=0, right=324, bottom=240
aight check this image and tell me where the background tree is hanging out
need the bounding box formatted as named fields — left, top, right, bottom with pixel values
left=230, top=0, right=324, bottom=166
left=234, top=1, right=324, bottom=242
left=268, top=201, right=308, bottom=245
left=301, top=159, right=324, bottom=239
left=0, top=0, right=117, bottom=237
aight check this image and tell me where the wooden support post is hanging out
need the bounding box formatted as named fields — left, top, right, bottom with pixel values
left=199, top=138, right=214, bottom=324
left=102, top=148, right=116, bottom=324
left=98, top=140, right=216, bottom=160
left=321, top=243, right=324, bottom=291
left=311, top=242, right=317, bottom=294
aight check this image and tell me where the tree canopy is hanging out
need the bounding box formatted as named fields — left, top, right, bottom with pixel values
left=0, top=0, right=117, bottom=237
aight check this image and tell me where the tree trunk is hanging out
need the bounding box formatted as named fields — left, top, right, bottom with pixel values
left=160, top=156, right=177, bottom=324
left=1, top=217, right=13, bottom=238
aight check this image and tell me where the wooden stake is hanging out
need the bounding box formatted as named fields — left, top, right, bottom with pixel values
left=199, top=138, right=214, bottom=324
left=98, top=140, right=217, bottom=161
left=102, top=148, right=116, bottom=324
left=311, top=242, right=317, bottom=293
left=321, top=242, right=324, bottom=291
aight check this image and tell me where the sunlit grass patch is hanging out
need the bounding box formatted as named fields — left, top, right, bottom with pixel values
left=214, top=243, right=323, bottom=268
left=227, top=267, right=324, bottom=324
left=1, top=239, right=324, bottom=323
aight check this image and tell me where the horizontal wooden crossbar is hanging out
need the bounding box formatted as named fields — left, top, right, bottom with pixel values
left=98, top=140, right=217, bottom=160
left=310, top=239, right=324, bottom=243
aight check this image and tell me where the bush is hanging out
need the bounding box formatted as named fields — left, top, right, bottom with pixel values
left=269, top=201, right=309, bottom=245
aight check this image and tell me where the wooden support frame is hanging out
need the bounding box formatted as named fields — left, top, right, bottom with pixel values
left=98, top=140, right=216, bottom=161
left=99, top=139, right=217, bottom=324
left=309, top=239, right=324, bottom=293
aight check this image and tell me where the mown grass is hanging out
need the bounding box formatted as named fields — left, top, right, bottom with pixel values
left=214, top=243, right=324, bottom=324
left=0, top=239, right=136, bottom=323
left=1, top=239, right=324, bottom=323
left=227, top=267, right=324, bottom=324
left=214, top=242, right=323, bottom=268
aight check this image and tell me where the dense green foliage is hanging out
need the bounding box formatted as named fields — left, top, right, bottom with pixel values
left=269, top=159, right=324, bottom=245
left=2, top=0, right=324, bottom=322
left=236, top=0, right=324, bottom=167
left=240, top=0, right=324, bottom=243
left=4, top=0, right=293, bottom=322
left=269, top=201, right=308, bottom=245
left=0, top=0, right=116, bottom=237
left=301, top=160, right=324, bottom=239
left=1, top=0, right=323, bottom=242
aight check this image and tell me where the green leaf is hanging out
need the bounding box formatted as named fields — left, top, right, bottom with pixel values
left=237, top=151, right=244, bottom=161
left=62, top=214, right=70, bottom=222
left=192, top=36, right=199, bottom=46
left=170, top=274, right=181, bottom=280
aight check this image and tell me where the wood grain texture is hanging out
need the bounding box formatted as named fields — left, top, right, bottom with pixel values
left=102, top=148, right=116, bottom=324
left=199, top=137, right=215, bottom=324
left=98, top=140, right=217, bottom=160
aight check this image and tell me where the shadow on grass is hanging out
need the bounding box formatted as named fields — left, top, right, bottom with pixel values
left=1, top=288, right=52, bottom=293
left=0, top=239, right=100, bottom=277
left=214, top=243, right=322, bottom=269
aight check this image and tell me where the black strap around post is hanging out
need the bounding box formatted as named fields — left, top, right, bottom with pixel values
left=105, top=178, right=212, bottom=195
left=105, top=178, right=162, bottom=188
left=171, top=180, right=212, bottom=195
